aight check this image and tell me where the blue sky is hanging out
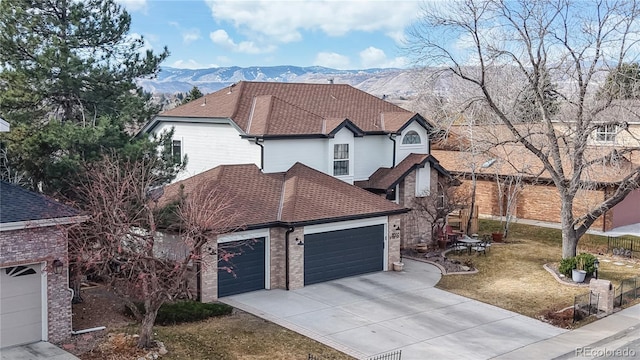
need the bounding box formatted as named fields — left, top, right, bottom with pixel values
left=116, top=0, right=423, bottom=70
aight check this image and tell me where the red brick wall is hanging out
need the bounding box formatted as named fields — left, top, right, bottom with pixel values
left=0, top=226, right=72, bottom=344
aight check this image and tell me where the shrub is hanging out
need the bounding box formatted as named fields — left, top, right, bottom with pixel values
left=558, top=253, right=598, bottom=277
left=124, top=301, right=233, bottom=325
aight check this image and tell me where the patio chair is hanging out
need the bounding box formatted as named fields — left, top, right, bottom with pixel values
left=472, top=239, right=488, bottom=255
left=451, top=241, right=468, bottom=254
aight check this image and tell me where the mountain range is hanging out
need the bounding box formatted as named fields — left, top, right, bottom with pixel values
left=138, top=65, right=420, bottom=98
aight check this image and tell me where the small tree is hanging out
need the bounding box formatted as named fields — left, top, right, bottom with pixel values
left=412, top=180, right=468, bottom=244
left=69, top=153, right=239, bottom=349
left=181, top=86, right=204, bottom=105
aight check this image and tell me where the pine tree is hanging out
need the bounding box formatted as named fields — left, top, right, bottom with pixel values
left=181, top=86, right=204, bottom=104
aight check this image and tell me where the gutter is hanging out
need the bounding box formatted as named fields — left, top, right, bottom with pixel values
left=254, top=138, right=265, bottom=170
left=0, top=215, right=89, bottom=232
left=285, top=227, right=295, bottom=290
left=388, top=134, right=397, bottom=167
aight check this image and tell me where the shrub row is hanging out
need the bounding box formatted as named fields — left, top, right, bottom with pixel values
left=559, top=253, right=598, bottom=277
left=125, top=301, right=233, bottom=325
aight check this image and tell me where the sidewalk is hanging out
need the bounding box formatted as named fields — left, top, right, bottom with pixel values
left=479, top=215, right=640, bottom=237
left=492, top=304, right=640, bottom=359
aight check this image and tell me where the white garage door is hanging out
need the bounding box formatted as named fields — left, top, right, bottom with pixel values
left=0, top=265, right=43, bottom=348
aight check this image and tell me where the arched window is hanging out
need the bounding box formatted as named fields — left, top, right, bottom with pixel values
left=402, top=130, right=421, bottom=145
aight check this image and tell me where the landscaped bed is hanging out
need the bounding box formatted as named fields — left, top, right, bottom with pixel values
left=436, top=220, right=640, bottom=328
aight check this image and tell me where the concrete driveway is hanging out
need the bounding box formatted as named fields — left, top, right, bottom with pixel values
left=222, top=259, right=567, bottom=360
left=0, top=342, right=79, bottom=360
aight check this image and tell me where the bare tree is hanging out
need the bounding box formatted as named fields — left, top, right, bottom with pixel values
left=407, top=0, right=640, bottom=258
left=412, top=180, right=468, bottom=244
left=69, top=154, right=239, bottom=348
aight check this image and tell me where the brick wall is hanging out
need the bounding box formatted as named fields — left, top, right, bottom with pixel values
left=0, top=226, right=71, bottom=344
left=269, top=227, right=286, bottom=289
left=387, top=215, right=402, bottom=269
left=287, top=228, right=305, bottom=290
left=200, top=237, right=218, bottom=303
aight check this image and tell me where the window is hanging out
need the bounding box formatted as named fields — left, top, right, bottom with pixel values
left=5, top=266, right=36, bottom=277
left=172, top=140, right=182, bottom=163
left=596, top=124, right=618, bottom=142
left=402, top=130, right=421, bottom=145
left=333, top=144, right=349, bottom=176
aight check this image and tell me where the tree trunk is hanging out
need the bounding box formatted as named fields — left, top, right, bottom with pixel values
left=561, top=197, right=578, bottom=259
left=137, top=304, right=161, bottom=349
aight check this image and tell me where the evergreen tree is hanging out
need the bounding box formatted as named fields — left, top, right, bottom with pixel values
left=181, top=86, right=204, bottom=104
left=0, top=0, right=179, bottom=195
left=601, top=63, right=640, bottom=100
left=514, top=69, right=559, bottom=122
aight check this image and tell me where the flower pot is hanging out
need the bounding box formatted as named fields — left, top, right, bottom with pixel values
left=492, top=232, right=503, bottom=242
left=393, top=262, right=404, bottom=271
left=572, top=269, right=587, bottom=283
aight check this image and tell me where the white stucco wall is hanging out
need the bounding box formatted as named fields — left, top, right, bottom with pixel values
left=396, top=121, right=429, bottom=164
left=354, top=135, right=393, bottom=181
left=262, top=138, right=327, bottom=173
left=153, top=121, right=261, bottom=182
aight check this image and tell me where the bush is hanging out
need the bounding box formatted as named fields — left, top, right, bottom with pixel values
left=124, top=301, right=233, bottom=325
left=558, top=253, right=598, bottom=277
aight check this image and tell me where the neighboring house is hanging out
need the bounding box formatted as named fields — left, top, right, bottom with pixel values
left=141, top=81, right=451, bottom=247
left=0, top=181, right=86, bottom=348
left=432, top=145, right=640, bottom=232
left=158, top=162, right=408, bottom=301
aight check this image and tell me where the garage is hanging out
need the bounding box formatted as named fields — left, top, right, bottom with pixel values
left=0, top=264, right=43, bottom=348
left=304, top=224, right=385, bottom=285
left=217, top=238, right=266, bottom=297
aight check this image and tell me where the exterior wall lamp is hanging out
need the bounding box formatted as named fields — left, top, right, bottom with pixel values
left=296, top=237, right=304, bottom=246
left=52, top=259, right=64, bottom=275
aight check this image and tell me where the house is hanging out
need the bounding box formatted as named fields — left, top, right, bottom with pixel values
left=0, top=181, right=86, bottom=348
left=141, top=81, right=451, bottom=247
left=432, top=143, right=640, bottom=232
left=158, top=162, right=408, bottom=301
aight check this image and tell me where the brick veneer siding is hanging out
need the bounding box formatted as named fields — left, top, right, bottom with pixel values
left=398, top=168, right=444, bottom=249
left=269, top=227, right=286, bottom=289
left=457, top=178, right=609, bottom=230
left=0, top=226, right=71, bottom=344
left=287, top=227, right=305, bottom=290
left=200, top=238, right=218, bottom=302
left=387, top=215, right=402, bottom=269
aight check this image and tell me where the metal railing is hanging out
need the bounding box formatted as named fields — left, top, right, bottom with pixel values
left=614, top=276, right=640, bottom=308
left=607, top=236, right=640, bottom=258
left=309, top=350, right=402, bottom=360
left=573, top=291, right=600, bottom=323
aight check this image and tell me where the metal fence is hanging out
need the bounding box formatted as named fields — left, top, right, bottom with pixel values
left=309, top=350, right=402, bottom=360
left=573, top=291, right=600, bottom=323
left=607, top=236, right=640, bottom=258
left=614, top=276, right=640, bottom=308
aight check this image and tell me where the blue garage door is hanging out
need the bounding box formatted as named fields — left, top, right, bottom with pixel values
left=218, top=238, right=265, bottom=297
left=304, top=224, right=384, bottom=285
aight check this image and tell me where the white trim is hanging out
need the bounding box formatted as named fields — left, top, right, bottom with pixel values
left=0, top=118, right=9, bottom=132
left=0, top=215, right=88, bottom=232
left=383, top=222, right=389, bottom=271
left=40, top=262, right=48, bottom=342
left=217, top=228, right=271, bottom=290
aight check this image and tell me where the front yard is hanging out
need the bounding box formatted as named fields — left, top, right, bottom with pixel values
left=438, top=220, right=640, bottom=323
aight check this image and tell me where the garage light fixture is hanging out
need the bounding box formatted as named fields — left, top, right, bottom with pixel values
left=52, top=259, right=64, bottom=275
left=296, top=238, right=304, bottom=246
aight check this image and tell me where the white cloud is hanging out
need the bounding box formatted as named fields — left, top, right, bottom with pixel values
left=204, top=0, right=420, bottom=44
left=128, top=32, right=153, bottom=53
left=359, top=46, right=407, bottom=68
left=115, top=0, right=147, bottom=13
left=313, top=52, right=351, bottom=69
left=169, top=22, right=201, bottom=45
left=172, top=59, right=217, bottom=69
left=209, top=29, right=275, bottom=54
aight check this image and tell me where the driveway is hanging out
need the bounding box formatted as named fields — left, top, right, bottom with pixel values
left=0, top=342, right=79, bottom=360
left=222, top=259, right=566, bottom=359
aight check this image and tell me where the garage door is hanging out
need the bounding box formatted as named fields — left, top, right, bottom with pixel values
left=217, top=238, right=266, bottom=297
left=304, top=224, right=384, bottom=285
left=0, top=265, right=42, bottom=348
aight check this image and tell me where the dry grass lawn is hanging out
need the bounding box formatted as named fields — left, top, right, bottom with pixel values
left=437, top=220, right=640, bottom=322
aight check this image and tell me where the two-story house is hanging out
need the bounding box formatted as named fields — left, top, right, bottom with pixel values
left=142, top=82, right=451, bottom=299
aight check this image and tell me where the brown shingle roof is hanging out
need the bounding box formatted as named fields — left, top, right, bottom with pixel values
left=158, top=81, right=424, bottom=136
left=159, top=163, right=407, bottom=229
left=356, top=153, right=451, bottom=191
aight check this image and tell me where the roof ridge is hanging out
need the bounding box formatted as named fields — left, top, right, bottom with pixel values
left=229, top=81, right=245, bottom=120
left=276, top=172, right=286, bottom=221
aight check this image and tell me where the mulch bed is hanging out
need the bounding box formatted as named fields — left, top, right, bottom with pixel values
left=402, top=248, right=476, bottom=274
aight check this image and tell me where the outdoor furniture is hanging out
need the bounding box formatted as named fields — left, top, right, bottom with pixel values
left=451, top=241, right=468, bottom=254
left=472, top=239, right=489, bottom=255
left=458, top=236, right=481, bottom=255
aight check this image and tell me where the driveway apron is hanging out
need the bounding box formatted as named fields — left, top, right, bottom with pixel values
left=222, top=259, right=566, bottom=359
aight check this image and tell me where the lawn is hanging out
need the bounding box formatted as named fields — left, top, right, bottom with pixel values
left=437, top=220, right=640, bottom=322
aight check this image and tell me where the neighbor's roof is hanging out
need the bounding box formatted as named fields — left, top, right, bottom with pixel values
left=148, top=81, right=432, bottom=137
left=159, top=163, right=408, bottom=229
left=0, top=181, right=83, bottom=226
left=356, top=153, right=450, bottom=191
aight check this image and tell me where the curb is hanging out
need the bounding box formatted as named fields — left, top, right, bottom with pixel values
left=543, top=263, right=590, bottom=287
left=403, top=255, right=478, bottom=275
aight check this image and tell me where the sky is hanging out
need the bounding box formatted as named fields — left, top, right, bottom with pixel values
left=116, top=0, right=424, bottom=70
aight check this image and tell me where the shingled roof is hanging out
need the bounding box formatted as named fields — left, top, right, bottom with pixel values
left=355, top=153, right=451, bottom=191
left=152, top=81, right=431, bottom=137
left=0, top=181, right=81, bottom=226
left=159, top=163, right=408, bottom=229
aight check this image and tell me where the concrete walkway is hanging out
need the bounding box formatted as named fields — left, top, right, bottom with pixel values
left=222, top=260, right=567, bottom=359
left=0, top=342, right=79, bottom=360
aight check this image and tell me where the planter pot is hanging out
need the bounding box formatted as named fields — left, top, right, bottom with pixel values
left=438, top=239, right=447, bottom=249
left=393, top=262, right=404, bottom=271
left=572, top=269, right=587, bottom=283
left=492, top=232, right=503, bottom=242
left=415, top=243, right=428, bottom=253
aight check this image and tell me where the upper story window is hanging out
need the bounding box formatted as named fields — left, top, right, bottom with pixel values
left=402, top=130, right=421, bottom=145
left=596, top=124, right=618, bottom=142
left=172, top=140, right=182, bottom=163
left=333, top=144, right=349, bottom=176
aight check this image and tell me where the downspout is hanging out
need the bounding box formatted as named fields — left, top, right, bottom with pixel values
left=285, top=226, right=294, bottom=290
left=254, top=138, right=264, bottom=170
left=388, top=133, right=396, bottom=167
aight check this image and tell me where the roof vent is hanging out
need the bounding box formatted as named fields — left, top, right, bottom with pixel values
left=201, top=98, right=206, bottom=106
left=328, top=78, right=334, bottom=84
